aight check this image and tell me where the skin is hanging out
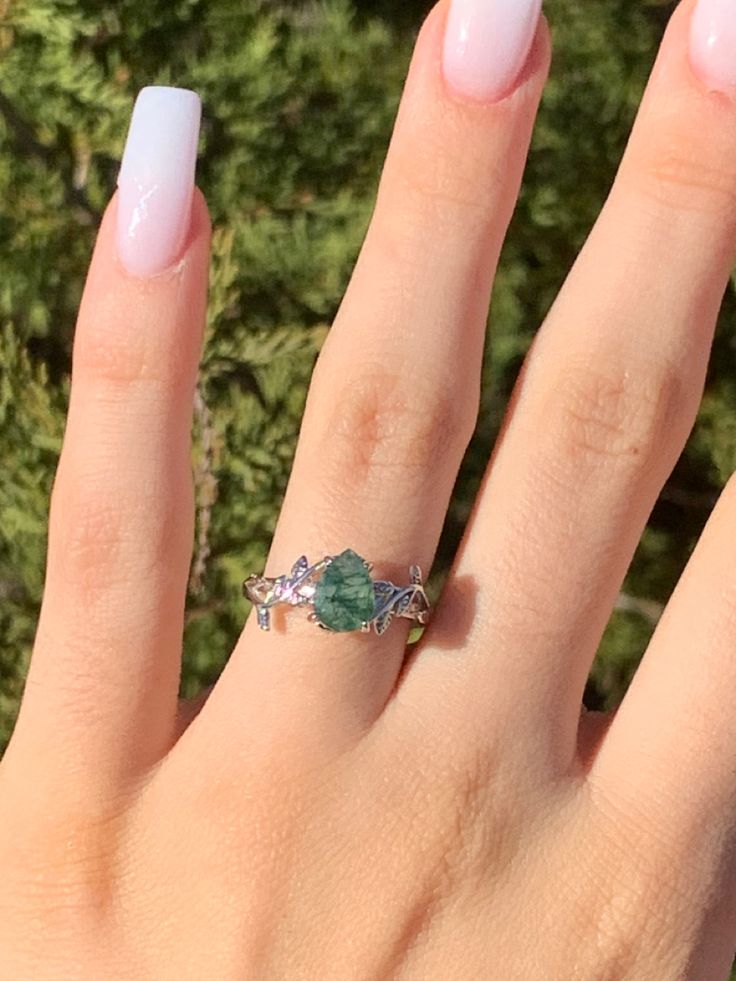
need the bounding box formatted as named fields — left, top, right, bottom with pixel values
left=3, top=0, right=736, bottom=976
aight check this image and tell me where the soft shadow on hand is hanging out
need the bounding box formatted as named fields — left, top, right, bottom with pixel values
left=400, top=573, right=479, bottom=685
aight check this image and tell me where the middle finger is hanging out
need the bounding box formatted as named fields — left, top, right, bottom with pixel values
left=408, top=0, right=736, bottom=769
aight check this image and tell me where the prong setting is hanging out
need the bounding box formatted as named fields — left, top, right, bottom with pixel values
left=244, top=551, right=430, bottom=636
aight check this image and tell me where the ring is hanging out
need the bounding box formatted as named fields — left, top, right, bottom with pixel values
left=244, top=549, right=431, bottom=635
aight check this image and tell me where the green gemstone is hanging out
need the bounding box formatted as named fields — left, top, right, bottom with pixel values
left=314, top=549, right=376, bottom=632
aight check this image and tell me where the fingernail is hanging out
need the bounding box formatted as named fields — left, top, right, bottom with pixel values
left=117, top=86, right=201, bottom=278
left=443, top=0, right=543, bottom=103
left=690, top=0, right=736, bottom=93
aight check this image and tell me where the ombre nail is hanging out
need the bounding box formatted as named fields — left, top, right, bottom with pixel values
left=117, top=86, right=201, bottom=278
left=690, top=0, right=736, bottom=93
left=443, top=0, right=542, bottom=103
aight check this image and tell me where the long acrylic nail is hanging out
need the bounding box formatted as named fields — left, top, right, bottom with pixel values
left=117, top=86, right=201, bottom=278
left=443, top=0, right=543, bottom=103
left=690, top=0, right=736, bottom=93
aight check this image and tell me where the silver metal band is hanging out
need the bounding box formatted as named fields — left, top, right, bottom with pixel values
left=244, top=551, right=431, bottom=636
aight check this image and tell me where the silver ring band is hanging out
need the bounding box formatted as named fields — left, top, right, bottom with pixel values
left=244, top=549, right=430, bottom=636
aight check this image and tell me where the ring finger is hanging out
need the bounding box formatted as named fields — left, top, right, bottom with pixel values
left=201, top=0, right=550, bottom=743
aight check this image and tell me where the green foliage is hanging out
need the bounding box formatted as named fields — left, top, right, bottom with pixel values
left=0, top=0, right=405, bottom=715
left=0, top=322, right=66, bottom=747
left=1, top=0, right=734, bottom=754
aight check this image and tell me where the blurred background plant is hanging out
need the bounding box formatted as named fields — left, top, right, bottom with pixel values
left=1, top=0, right=733, bottom=761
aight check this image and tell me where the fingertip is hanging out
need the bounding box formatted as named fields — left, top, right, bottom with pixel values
left=72, top=187, right=210, bottom=389
left=617, top=0, right=736, bottom=230
left=402, top=0, right=549, bottom=130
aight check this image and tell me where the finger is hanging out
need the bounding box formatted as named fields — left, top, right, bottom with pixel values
left=593, top=476, right=736, bottom=831
left=8, top=89, right=210, bottom=782
left=203, top=1, right=551, bottom=744
left=403, top=0, right=736, bottom=768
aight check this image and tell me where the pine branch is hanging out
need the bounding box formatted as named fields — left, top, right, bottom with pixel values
left=659, top=485, right=719, bottom=510
left=0, top=90, right=99, bottom=222
left=189, top=385, right=218, bottom=596
left=615, top=593, right=664, bottom=627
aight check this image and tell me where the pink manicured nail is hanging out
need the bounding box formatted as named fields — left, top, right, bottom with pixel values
left=443, top=0, right=543, bottom=103
left=690, top=0, right=736, bottom=93
left=117, top=86, right=201, bottom=278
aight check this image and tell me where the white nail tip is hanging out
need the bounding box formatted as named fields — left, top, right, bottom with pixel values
left=443, top=0, right=543, bottom=103
left=116, top=87, right=202, bottom=278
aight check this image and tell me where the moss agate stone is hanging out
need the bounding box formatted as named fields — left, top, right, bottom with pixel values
left=314, top=549, right=376, bottom=632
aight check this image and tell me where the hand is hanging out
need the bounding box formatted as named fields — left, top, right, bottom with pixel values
left=3, top=0, right=736, bottom=977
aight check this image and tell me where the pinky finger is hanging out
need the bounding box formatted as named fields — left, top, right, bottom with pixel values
left=594, top=476, right=736, bottom=819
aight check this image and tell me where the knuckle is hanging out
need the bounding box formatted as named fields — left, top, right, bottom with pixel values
left=73, top=303, right=194, bottom=391
left=50, top=474, right=126, bottom=590
left=0, top=800, right=126, bottom=936
left=73, top=313, right=150, bottom=386
left=545, top=357, right=684, bottom=472
left=566, top=875, right=653, bottom=978
left=442, top=756, right=509, bottom=876
left=412, top=737, right=519, bottom=887
left=393, top=167, right=488, bottom=234
left=49, top=467, right=183, bottom=592
left=569, top=781, right=710, bottom=977
left=621, top=128, right=736, bottom=220
left=314, top=365, right=476, bottom=489
left=561, top=843, right=663, bottom=978
left=390, top=125, right=501, bottom=222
